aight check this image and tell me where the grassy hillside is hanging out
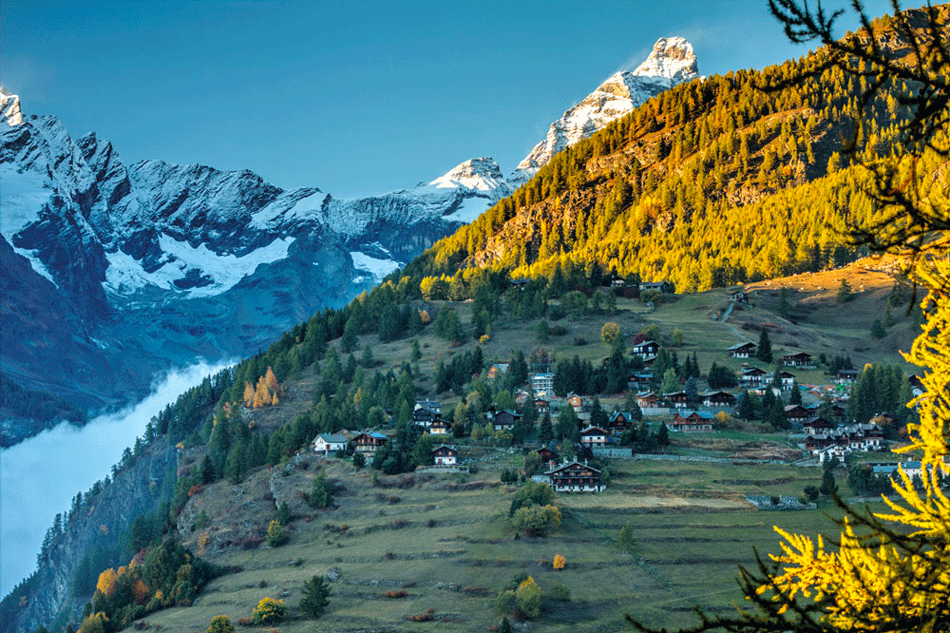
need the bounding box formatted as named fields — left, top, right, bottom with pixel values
left=119, top=261, right=918, bottom=632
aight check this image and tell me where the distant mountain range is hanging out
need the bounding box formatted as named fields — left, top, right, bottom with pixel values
left=0, top=37, right=697, bottom=443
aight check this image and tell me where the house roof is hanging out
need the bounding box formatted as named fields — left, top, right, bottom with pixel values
left=317, top=433, right=347, bottom=444
left=545, top=460, right=602, bottom=475
left=676, top=410, right=714, bottom=420
left=432, top=444, right=457, bottom=454
left=727, top=342, right=756, bottom=350
left=580, top=425, right=607, bottom=434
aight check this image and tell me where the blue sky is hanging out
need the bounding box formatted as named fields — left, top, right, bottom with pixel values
left=2, top=0, right=897, bottom=198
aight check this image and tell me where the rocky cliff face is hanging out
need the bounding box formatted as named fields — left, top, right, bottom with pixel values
left=1, top=441, right=180, bottom=633
left=509, top=37, right=698, bottom=185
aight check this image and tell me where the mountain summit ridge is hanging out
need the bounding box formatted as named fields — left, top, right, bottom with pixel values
left=510, top=36, right=698, bottom=184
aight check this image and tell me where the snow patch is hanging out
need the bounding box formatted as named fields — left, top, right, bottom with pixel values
left=12, top=247, right=58, bottom=287
left=0, top=165, right=53, bottom=240
left=351, top=251, right=400, bottom=284
left=441, top=195, right=495, bottom=224
left=104, top=234, right=295, bottom=298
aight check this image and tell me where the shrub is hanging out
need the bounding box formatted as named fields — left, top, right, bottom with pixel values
left=508, top=481, right=555, bottom=516
left=511, top=505, right=561, bottom=537
left=252, top=597, right=287, bottom=625
left=265, top=520, right=286, bottom=547
left=206, top=615, right=235, bottom=633
left=552, top=554, right=566, bottom=570
left=515, top=576, right=542, bottom=619
left=494, top=590, right=517, bottom=615
left=548, top=583, right=571, bottom=601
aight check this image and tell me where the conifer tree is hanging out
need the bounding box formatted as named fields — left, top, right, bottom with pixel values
left=756, top=329, right=773, bottom=363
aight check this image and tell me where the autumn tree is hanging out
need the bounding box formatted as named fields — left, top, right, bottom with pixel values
left=629, top=2, right=950, bottom=631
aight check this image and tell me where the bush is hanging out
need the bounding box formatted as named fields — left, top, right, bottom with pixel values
left=509, top=481, right=555, bottom=516
left=206, top=615, right=235, bottom=633
left=515, top=576, right=542, bottom=619
left=265, top=520, right=286, bottom=547
left=552, top=554, right=566, bottom=570
left=548, top=583, right=571, bottom=602
left=252, top=597, right=287, bottom=625
left=511, top=505, right=561, bottom=537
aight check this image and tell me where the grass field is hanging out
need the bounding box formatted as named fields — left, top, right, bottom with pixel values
left=145, top=452, right=861, bottom=633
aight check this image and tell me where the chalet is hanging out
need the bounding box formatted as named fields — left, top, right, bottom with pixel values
left=732, top=290, right=749, bottom=304
left=567, top=394, right=586, bottom=413
left=637, top=391, right=659, bottom=408
left=607, top=411, right=635, bottom=436
left=580, top=425, right=608, bottom=447
left=782, top=352, right=814, bottom=368
left=627, top=373, right=653, bottom=390
left=805, top=422, right=884, bottom=461
left=486, top=363, right=510, bottom=383
left=641, top=355, right=657, bottom=369
left=412, top=407, right=440, bottom=427
left=510, top=278, right=531, bottom=289
left=784, top=405, right=811, bottom=425
left=727, top=342, right=756, bottom=358
left=415, top=400, right=441, bottom=414
left=530, top=373, right=555, bottom=397
left=631, top=340, right=660, bottom=359
left=702, top=391, right=737, bottom=408
left=430, top=418, right=452, bottom=435
left=802, top=416, right=834, bottom=434
left=669, top=410, right=715, bottom=433
left=534, top=398, right=550, bottom=415
left=780, top=371, right=796, bottom=390
left=536, top=447, right=558, bottom=466
left=312, top=433, right=347, bottom=456
left=546, top=460, right=605, bottom=493
left=836, top=369, right=859, bottom=385
left=432, top=444, right=458, bottom=466
left=641, top=281, right=674, bottom=294
left=492, top=410, right=521, bottom=431
left=666, top=391, right=689, bottom=408
left=353, top=432, right=388, bottom=455
left=740, top=367, right=768, bottom=386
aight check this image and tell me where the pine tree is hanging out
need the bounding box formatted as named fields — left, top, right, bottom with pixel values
left=756, top=329, right=773, bottom=363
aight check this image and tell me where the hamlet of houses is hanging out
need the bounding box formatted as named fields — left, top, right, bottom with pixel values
left=303, top=330, right=921, bottom=502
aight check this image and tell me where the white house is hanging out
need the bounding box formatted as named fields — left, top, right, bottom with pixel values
left=312, top=433, right=347, bottom=455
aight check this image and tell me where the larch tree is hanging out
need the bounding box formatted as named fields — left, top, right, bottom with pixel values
left=630, top=1, right=950, bottom=631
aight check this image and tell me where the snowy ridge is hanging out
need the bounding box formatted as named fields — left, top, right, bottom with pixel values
left=510, top=36, right=698, bottom=185
left=0, top=89, right=24, bottom=127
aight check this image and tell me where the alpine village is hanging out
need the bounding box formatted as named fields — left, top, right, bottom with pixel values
left=3, top=4, right=950, bottom=633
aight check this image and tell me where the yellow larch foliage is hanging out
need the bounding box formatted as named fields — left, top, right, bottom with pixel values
left=96, top=568, right=118, bottom=597
left=553, top=554, right=566, bottom=570
left=760, top=256, right=950, bottom=629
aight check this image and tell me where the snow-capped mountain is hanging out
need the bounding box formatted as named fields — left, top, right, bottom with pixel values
left=0, top=35, right=694, bottom=441
left=510, top=37, right=698, bottom=185
left=0, top=88, right=510, bottom=441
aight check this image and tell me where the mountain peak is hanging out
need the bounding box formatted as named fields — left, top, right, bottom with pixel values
left=630, top=36, right=698, bottom=82
left=428, top=157, right=506, bottom=192
left=0, top=88, right=24, bottom=127
left=510, top=37, right=697, bottom=184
